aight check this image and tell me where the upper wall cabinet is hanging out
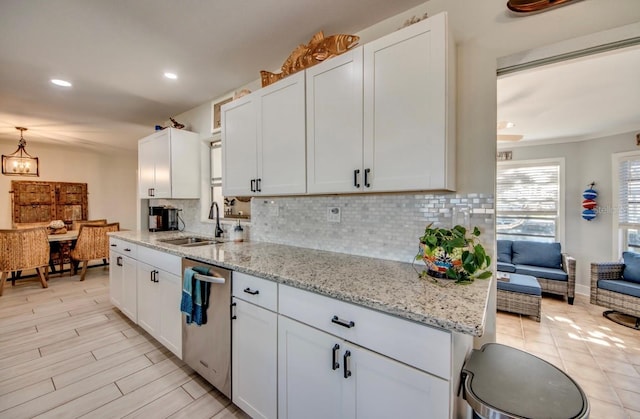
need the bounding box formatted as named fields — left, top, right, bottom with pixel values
left=138, top=128, right=200, bottom=199
left=222, top=71, right=306, bottom=197
left=306, top=48, right=364, bottom=194
left=307, top=12, right=455, bottom=194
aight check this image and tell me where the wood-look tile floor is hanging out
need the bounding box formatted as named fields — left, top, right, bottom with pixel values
left=0, top=268, right=248, bottom=419
left=3, top=268, right=639, bottom=419
left=497, top=294, right=640, bottom=419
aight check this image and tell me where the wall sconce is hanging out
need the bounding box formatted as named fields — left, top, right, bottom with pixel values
left=2, top=127, right=39, bottom=177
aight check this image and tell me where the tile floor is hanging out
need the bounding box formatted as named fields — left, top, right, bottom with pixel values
left=497, top=294, right=640, bottom=419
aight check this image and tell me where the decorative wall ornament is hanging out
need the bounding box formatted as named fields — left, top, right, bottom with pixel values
left=497, top=151, right=513, bottom=161
left=399, top=12, right=429, bottom=29
left=582, top=182, right=598, bottom=221
left=507, top=0, right=582, bottom=14
left=260, top=31, right=359, bottom=87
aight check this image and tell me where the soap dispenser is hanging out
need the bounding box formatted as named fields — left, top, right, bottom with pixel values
left=231, top=220, right=244, bottom=242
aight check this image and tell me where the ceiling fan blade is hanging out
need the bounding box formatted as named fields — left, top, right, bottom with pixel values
left=497, top=134, right=523, bottom=142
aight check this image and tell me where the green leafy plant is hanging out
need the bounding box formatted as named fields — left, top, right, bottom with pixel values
left=416, top=223, right=492, bottom=284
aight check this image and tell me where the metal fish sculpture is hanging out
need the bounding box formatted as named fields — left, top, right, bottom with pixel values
left=260, top=32, right=359, bottom=87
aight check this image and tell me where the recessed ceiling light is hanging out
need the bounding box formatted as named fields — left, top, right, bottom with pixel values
left=164, top=72, right=178, bottom=80
left=51, top=79, right=72, bottom=87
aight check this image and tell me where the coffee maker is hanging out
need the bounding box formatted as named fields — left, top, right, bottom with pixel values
left=149, top=206, right=179, bottom=231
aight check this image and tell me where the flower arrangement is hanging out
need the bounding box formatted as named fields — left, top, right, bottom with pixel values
left=416, top=223, right=491, bottom=284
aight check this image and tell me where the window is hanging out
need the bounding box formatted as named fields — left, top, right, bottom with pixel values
left=613, top=151, right=640, bottom=255
left=496, top=159, right=564, bottom=243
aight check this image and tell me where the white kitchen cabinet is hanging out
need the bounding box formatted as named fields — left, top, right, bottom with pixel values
left=363, top=12, right=455, bottom=192
left=221, top=95, right=257, bottom=197
left=306, top=48, right=364, bottom=194
left=222, top=71, right=306, bottom=196
left=306, top=12, right=454, bottom=194
left=278, top=283, right=453, bottom=418
left=109, top=238, right=137, bottom=323
left=278, top=316, right=346, bottom=419
left=232, top=298, right=278, bottom=419
left=138, top=127, right=200, bottom=199
left=136, top=246, right=183, bottom=359
left=232, top=272, right=278, bottom=419
left=136, top=261, right=160, bottom=336
left=278, top=316, right=447, bottom=419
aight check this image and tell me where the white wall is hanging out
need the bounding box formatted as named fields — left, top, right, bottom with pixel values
left=0, top=139, right=138, bottom=230
left=504, top=131, right=638, bottom=294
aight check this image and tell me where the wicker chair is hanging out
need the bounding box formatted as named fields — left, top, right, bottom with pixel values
left=71, top=219, right=107, bottom=230
left=0, top=227, right=50, bottom=296
left=70, top=222, right=120, bottom=281
left=591, top=262, right=640, bottom=327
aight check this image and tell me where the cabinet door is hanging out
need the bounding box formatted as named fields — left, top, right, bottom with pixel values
left=120, top=254, right=138, bottom=323
left=232, top=299, right=277, bottom=419
left=158, top=270, right=182, bottom=359
left=136, top=262, right=160, bottom=336
left=306, top=48, right=364, bottom=194
left=151, top=132, right=172, bottom=198
left=138, top=137, right=156, bottom=199
left=109, top=250, right=123, bottom=309
left=363, top=13, right=452, bottom=192
left=222, top=95, right=258, bottom=196
left=348, top=344, right=450, bottom=419
left=278, top=316, right=346, bottom=419
left=258, top=71, right=306, bottom=195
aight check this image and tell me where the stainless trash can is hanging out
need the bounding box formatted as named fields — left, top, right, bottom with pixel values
left=461, top=343, right=589, bottom=419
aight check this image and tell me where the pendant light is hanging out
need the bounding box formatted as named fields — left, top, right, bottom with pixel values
left=2, top=127, right=40, bottom=176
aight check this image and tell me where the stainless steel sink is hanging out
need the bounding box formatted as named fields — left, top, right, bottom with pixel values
left=158, top=237, right=222, bottom=247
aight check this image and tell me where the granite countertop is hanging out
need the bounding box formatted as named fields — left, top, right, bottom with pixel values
left=110, top=230, right=491, bottom=337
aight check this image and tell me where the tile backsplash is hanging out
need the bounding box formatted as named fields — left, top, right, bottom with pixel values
left=151, top=193, right=494, bottom=263
left=250, top=193, right=494, bottom=263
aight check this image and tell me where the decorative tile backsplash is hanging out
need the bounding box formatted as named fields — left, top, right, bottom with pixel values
left=250, top=193, right=494, bottom=263
left=152, top=193, right=494, bottom=263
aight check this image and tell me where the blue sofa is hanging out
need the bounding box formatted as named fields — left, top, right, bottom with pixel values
left=497, top=240, right=576, bottom=305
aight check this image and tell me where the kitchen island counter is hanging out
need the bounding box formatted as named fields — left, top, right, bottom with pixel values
left=109, top=230, right=491, bottom=337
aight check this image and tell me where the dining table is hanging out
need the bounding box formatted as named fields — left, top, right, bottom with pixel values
left=48, top=230, right=79, bottom=277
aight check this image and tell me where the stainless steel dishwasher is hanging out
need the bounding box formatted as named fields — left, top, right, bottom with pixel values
left=181, top=258, right=232, bottom=398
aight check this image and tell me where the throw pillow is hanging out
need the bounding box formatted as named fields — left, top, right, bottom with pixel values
left=497, top=240, right=513, bottom=263
left=512, top=241, right=562, bottom=269
left=622, top=251, right=640, bottom=284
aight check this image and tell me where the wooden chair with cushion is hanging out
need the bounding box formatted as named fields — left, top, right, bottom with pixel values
left=71, top=219, right=107, bottom=230
left=70, top=222, right=120, bottom=281
left=0, top=227, right=50, bottom=296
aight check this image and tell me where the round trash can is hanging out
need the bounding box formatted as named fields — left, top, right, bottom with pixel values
left=461, top=343, right=589, bottom=419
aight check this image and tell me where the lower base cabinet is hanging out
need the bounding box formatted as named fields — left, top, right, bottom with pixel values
left=109, top=249, right=137, bottom=323
left=277, top=316, right=449, bottom=419
left=136, top=258, right=182, bottom=359
left=232, top=298, right=278, bottom=419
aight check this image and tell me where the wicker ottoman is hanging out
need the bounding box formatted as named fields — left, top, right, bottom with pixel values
left=497, top=273, right=541, bottom=322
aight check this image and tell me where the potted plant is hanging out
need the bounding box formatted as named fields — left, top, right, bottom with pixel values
left=416, top=223, right=492, bottom=284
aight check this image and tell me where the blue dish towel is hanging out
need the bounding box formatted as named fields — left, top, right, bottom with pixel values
left=180, top=266, right=211, bottom=326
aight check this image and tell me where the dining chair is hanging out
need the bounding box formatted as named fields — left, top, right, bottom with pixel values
left=70, top=222, right=120, bottom=281
left=0, top=227, right=50, bottom=296
left=15, top=221, right=61, bottom=276
left=71, top=219, right=107, bottom=230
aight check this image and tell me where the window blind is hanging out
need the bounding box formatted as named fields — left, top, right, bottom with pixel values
left=496, top=164, right=560, bottom=217
left=618, top=157, right=640, bottom=227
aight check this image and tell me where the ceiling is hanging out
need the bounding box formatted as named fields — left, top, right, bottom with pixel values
left=497, top=44, right=640, bottom=147
left=0, top=0, right=426, bottom=152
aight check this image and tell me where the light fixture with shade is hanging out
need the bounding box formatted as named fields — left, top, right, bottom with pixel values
left=2, top=127, right=39, bottom=177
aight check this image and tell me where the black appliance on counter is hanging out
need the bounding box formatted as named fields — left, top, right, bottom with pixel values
left=149, top=206, right=179, bottom=231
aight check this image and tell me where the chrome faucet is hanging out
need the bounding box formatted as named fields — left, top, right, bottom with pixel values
left=208, top=202, right=224, bottom=238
